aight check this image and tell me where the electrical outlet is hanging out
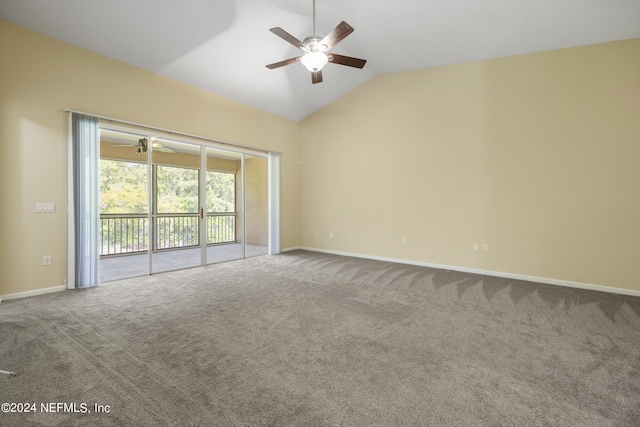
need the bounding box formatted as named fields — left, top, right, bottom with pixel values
left=329, top=232, right=333, bottom=238
left=473, top=243, right=479, bottom=251
left=482, top=244, right=489, bottom=252
left=43, top=256, right=52, bottom=266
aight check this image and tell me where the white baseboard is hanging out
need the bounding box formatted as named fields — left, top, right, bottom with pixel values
left=4, top=249, right=637, bottom=301
left=0, top=285, right=67, bottom=302
left=298, top=247, right=640, bottom=298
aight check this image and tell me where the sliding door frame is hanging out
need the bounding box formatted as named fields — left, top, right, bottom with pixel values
left=67, top=112, right=281, bottom=287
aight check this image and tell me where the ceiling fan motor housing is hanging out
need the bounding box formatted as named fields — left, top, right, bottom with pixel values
left=302, top=36, right=326, bottom=53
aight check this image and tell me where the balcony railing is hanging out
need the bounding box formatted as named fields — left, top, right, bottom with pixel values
left=156, top=214, right=199, bottom=250
left=100, top=213, right=236, bottom=256
left=101, top=215, right=148, bottom=255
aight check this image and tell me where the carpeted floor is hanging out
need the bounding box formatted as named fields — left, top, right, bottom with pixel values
left=1, top=250, right=639, bottom=426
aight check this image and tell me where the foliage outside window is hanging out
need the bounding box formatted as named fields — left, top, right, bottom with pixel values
left=207, top=171, right=235, bottom=212
left=100, top=159, right=148, bottom=214
left=156, top=165, right=199, bottom=213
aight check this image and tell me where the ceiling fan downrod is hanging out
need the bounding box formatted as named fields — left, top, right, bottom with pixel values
left=312, top=0, right=316, bottom=36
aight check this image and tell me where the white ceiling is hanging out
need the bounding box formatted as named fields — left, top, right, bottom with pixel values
left=2, top=0, right=639, bottom=121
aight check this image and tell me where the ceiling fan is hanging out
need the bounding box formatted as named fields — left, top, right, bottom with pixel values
left=135, top=138, right=175, bottom=155
left=266, top=0, right=366, bottom=84
left=112, top=138, right=175, bottom=155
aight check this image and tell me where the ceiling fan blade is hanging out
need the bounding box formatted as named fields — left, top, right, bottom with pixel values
left=311, top=70, right=323, bottom=84
left=153, top=147, right=175, bottom=153
left=266, top=57, right=301, bottom=69
left=269, top=27, right=304, bottom=50
left=320, top=21, right=354, bottom=50
left=328, top=53, right=367, bottom=69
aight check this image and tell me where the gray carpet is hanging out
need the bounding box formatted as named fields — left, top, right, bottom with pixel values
left=1, top=250, right=639, bottom=426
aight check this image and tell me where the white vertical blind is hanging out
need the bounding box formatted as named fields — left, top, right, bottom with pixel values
left=268, top=152, right=282, bottom=255
left=71, top=113, right=101, bottom=287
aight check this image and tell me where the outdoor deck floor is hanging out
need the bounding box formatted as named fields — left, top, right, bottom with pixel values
left=100, top=243, right=267, bottom=283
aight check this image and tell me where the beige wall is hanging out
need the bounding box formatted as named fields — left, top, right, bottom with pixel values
left=0, top=19, right=300, bottom=296
left=300, top=38, right=640, bottom=292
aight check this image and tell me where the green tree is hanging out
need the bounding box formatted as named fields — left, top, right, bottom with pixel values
left=207, top=171, right=235, bottom=212
left=100, top=159, right=148, bottom=213
left=156, top=165, right=199, bottom=213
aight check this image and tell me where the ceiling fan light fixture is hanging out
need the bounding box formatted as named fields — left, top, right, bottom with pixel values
left=301, top=51, right=328, bottom=72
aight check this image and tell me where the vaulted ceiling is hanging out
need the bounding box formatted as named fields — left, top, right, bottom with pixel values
left=2, top=0, right=639, bottom=121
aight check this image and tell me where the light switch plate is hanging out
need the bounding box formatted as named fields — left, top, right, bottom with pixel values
left=36, top=203, right=55, bottom=213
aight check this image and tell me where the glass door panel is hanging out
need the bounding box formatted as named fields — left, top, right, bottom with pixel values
left=99, top=129, right=150, bottom=282
left=205, top=147, right=244, bottom=264
left=244, top=155, right=269, bottom=258
left=151, top=139, right=202, bottom=273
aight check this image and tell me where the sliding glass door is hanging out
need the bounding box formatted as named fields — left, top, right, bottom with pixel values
left=99, top=129, right=151, bottom=282
left=205, top=147, right=244, bottom=264
left=97, top=125, right=271, bottom=282
left=151, top=139, right=202, bottom=274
